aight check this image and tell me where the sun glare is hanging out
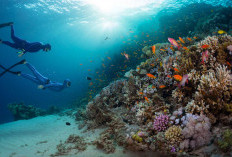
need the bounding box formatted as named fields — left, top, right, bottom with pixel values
left=86, top=0, right=164, bottom=15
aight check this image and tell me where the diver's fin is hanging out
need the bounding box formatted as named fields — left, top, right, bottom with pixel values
left=0, top=22, right=14, bottom=29
left=0, top=60, right=25, bottom=77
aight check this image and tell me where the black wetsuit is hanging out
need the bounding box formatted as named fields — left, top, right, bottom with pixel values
left=2, top=25, right=46, bottom=55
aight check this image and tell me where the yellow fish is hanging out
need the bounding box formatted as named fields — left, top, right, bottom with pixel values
left=218, top=30, right=227, bottom=34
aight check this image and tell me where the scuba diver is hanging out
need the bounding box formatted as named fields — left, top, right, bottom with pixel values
left=0, top=60, right=71, bottom=91
left=0, top=24, right=51, bottom=57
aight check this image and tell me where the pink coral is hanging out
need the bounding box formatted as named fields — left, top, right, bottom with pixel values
left=153, top=114, right=169, bottom=132
left=227, top=45, right=232, bottom=55
left=180, top=114, right=211, bottom=150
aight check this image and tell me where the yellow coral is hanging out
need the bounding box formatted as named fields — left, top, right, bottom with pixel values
left=225, top=103, right=232, bottom=113
left=165, top=126, right=182, bottom=144
left=132, top=133, right=143, bottom=143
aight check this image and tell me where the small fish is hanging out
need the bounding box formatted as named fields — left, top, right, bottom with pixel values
left=150, top=63, right=155, bottom=66
left=167, top=75, right=172, bottom=78
left=187, top=37, right=192, bottom=41
left=146, top=35, right=150, bottom=37
left=66, top=122, right=71, bottom=126
left=152, top=85, right=156, bottom=89
left=168, top=38, right=180, bottom=50
left=193, top=36, right=198, bottom=39
left=218, top=30, right=226, bottom=34
left=201, top=50, right=209, bottom=64
left=178, top=74, right=188, bottom=87
left=173, top=75, right=182, bottom=81
left=159, top=85, right=166, bottom=88
left=80, top=64, right=83, bottom=65
left=179, top=37, right=185, bottom=43
left=124, top=53, right=129, bottom=60
left=146, top=73, right=156, bottom=79
left=139, top=92, right=143, bottom=95
left=86, top=76, right=92, bottom=80
left=151, top=45, right=156, bottom=55
left=183, top=47, right=188, bottom=50
left=226, top=61, right=231, bottom=67
left=170, top=46, right=174, bottom=51
left=201, top=45, right=210, bottom=49
left=155, top=58, right=158, bottom=61
left=144, top=96, right=149, bottom=102
left=173, top=68, right=179, bottom=72
left=160, top=49, right=166, bottom=51
left=107, top=57, right=111, bottom=60
left=137, top=67, right=140, bottom=70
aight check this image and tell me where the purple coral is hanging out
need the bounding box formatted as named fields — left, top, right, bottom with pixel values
left=227, top=45, right=232, bottom=55
left=153, top=114, right=169, bottom=132
left=180, top=114, right=211, bottom=150
left=171, top=146, right=176, bottom=152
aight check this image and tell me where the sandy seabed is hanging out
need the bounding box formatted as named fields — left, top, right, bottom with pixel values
left=0, top=115, right=133, bottom=157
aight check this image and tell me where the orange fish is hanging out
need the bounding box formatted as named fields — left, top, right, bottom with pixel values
left=160, top=49, right=166, bottom=51
left=187, top=37, right=192, bottom=41
left=151, top=45, right=156, bottom=55
left=170, top=47, right=174, bottom=51
left=183, top=47, right=188, bottom=50
left=155, top=58, right=158, bottom=61
left=139, top=92, right=143, bottom=95
left=167, top=75, right=172, bottom=78
left=179, top=37, right=185, bottom=44
left=159, top=85, right=166, bottom=88
left=150, top=63, right=155, bottom=66
left=144, top=96, right=149, bottom=102
left=152, top=85, right=156, bottom=89
left=107, top=57, right=111, bottom=60
left=226, top=61, right=231, bottom=67
left=80, top=64, right=83, bottom=65
left=146, top=35, right=149, bottom=37
left=137, top=67, right=140, bottom=70
left=193, top=36, right=198, bottom=39
left=173, top=68, right=179, bottom=72
left=173, top=75, right=182, bottom=81
left=201, top=45, right=210, bottom=49
left=146, top=73, right=156, bottom=79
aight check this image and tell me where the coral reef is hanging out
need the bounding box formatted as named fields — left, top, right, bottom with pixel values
left=7, top=102, right=60, bottom=121
left=8, top=102, right=46, bottom=121
left=79, top=34, right=232, bottom=156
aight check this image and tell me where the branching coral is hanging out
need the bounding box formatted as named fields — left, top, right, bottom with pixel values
left=153, top=114, right=169, bottom=132
left=165, top=126, right=182, bottom=145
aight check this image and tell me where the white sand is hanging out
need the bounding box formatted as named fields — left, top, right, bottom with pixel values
left=0, top=115, right=132, bottom=157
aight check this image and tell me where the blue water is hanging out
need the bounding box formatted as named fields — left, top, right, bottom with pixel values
left=0, top=0, right=231, bottom=124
